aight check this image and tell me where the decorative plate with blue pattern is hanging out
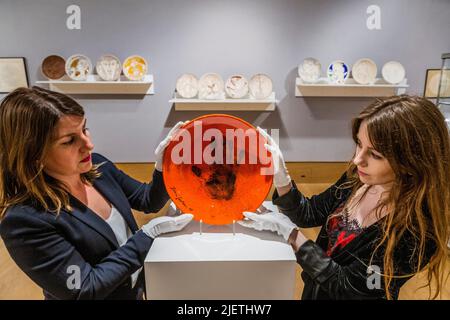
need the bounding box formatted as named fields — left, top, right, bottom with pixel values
left=327, top=60, right=349, bottom=84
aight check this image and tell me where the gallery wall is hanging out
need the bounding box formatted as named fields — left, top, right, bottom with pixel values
left=0, top=0, right=449, bottom=162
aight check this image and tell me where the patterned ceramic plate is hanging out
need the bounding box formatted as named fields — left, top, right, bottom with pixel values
left=96, top=54, right=121, bottom=81
left=65, top=54, right=92, bottom=81
left=327, top=60, right=349, bottom=84
left=198, top=73, right=224, bottom=99
left=123, top=55, right=147, bottom=81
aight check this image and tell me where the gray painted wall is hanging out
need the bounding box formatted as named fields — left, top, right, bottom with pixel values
left=1, top=0, right=449, bottom=162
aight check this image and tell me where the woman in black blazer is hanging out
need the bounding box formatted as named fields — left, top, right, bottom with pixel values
left=0, top=86, right=192, bottom=300
left=239, top=95, right=449, bottom=300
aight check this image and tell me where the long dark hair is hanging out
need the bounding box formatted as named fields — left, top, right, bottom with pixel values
left=339, top=95, right=449, bottom=299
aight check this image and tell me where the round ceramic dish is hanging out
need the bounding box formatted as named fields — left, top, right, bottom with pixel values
left=352, top=58, right=377, bottom=85
left=382, top=61, right=406, bottom=84
left=162, top=114, right=273, bottom=225
left=41, top=55, right=66, bottom=80
left=249, top=73, right=273, bottom=99
left=225, top=75, right=249, bottom=98
left=122, top=55, right=147, bottom=81
left=96, top=54, right=121, bottom=81
left=327, top=60, right=349, bottom=84
left=65, top=54, right=92, bottom=81
left=198, top=73, right=224, bottom=99
left=176, top=73, right=199, bottom=98
left=298, top=57, right=321, bottom=83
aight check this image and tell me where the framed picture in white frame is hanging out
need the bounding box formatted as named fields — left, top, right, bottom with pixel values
left=0, top=57, right=29, bottom=93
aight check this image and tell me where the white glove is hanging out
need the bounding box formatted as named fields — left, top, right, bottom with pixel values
left=237, top=211, right=297, bottom=241
left=154, top=121, right=186, bottom=172
left=141, top=214, right=193, bottom=239
left=257, top=127, right=291, bottom=188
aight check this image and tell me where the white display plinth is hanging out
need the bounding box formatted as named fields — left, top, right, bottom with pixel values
left=144, top=201, right=297, bottom=300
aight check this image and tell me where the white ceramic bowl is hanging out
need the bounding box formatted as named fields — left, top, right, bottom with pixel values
left=249, top=73, right=273, bottom=99
left=352, top=58, right=377, bottom=85
left=225, top=74, right=249, bottom=98
left=176, top=73, right=199, bottom=98
left=382, top=61, right=405, bottom=84
left=298, top=58, right=321, bottom=83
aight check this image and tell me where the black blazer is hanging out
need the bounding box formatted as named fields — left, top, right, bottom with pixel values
left=273, top=173, right=437, bottom=300
left=0, top=153, right=170, bottom=300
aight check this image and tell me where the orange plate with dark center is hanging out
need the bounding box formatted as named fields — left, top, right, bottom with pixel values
left=162, top=114, right=273, bottom=225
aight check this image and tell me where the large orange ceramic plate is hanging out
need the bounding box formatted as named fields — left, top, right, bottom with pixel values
left=163, top=114, right=273, bottom=225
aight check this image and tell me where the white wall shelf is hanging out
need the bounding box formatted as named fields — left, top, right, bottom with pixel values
left=295, top=77, right=409, bottom=97
left=169, top=92, right=277, bottom=111
left=36, top=74, right=154, bottom=95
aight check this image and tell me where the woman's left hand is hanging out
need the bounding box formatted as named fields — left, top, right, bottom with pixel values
left=238, top=210, right=307, bottom=251
left=154, top=121, right=186, bottom=172
left=238, top=211, right=295, bottom=241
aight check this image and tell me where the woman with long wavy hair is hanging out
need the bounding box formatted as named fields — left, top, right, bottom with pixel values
left=240, top=95, right=450, bottom=299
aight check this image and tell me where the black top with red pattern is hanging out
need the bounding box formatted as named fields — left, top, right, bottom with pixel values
left=326, top=205, right=365, bottom=256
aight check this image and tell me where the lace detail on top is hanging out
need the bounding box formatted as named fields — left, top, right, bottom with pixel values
left=326, top=205, right=365, bottom=256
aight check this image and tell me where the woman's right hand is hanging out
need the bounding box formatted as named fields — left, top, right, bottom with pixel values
left=257, top=127, right=292, bottom=189
left=154, top=121, right=187, bottom=172
left=141, top=214, right=193, bottom=239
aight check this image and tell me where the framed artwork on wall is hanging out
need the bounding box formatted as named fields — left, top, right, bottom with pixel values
left=424, top=68, right=450, bottom=99
left=0, top=57, right=29, bottom=93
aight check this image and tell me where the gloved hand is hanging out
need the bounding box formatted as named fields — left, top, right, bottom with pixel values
left=257, top=127, right=291, bottom=188
left=154, top=121, right=186, bottom=172
left=141, top=214, right=193, bottom=239
left=237, top=211, right=297, bottom=241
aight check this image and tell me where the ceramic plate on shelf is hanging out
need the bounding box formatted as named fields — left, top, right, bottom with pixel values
left=198, top=73, right=224, bottom=99
left=96, top=54, right=121, bottom=81
left=352, top=58, right=377, bottom=85
left=249, top=74, right=273, bottom=99
left=382, top=61, right=405, bottom=84
left=298, top=58, right=321, bottom=83
left=162, top=114, right=273, bottom=225
left=225, top=75, right=249, bottom=98
left=41, top=55, right=66, bottom=80
left=327, top=60, right=349, bottom=84
left=176, top=73, right=199, bottom=98
left=123, top=55, right=147, bottom=81
left=65, top=54, right=92, bottom=81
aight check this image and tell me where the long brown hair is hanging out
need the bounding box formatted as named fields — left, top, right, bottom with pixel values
left=341, top=95, right=450, bottom=299
left=0, top=86, right=101, bottom=217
